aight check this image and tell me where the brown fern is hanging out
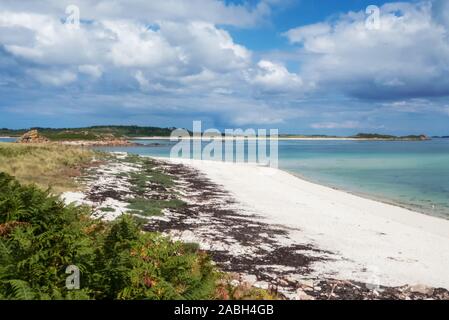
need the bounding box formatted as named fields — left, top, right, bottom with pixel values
left=0, top=221, right=30, bottom=237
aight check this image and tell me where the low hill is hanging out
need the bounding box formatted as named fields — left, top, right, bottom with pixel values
left=0, top=125, right=176, bottom=140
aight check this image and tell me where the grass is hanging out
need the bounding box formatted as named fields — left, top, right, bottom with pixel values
left=127, top=198, right=186, bottom=216
left=122, top=155, right=183, bottom=216
left=147, top=171, right=174, bottom=187
left=0, top=142, right=95, bottom=193
left=123, top=155, right=175, bottom=196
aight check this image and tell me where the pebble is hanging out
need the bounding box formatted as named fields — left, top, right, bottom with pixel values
left=297, top=289, right=315, bottom=300
left=409, top=284, right=434, bottom=295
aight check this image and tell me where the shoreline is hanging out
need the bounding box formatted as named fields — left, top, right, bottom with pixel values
left=158, top=157, right=449, bottom=290
left=153, top=155, right=447, bottom=220
left=284, top=169, right=447, bottom=221
left=132, top=136, right=428, bottom=141
left=0, top=136, right=430, bottom=142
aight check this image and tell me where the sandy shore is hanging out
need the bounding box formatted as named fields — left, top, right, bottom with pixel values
left=161, top=158, right=449, bottom=290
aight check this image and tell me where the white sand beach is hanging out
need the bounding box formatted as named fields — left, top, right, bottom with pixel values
left=162, top=158, right=449, bottom=290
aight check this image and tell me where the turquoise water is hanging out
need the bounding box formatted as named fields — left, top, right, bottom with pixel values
left=279, top=140, right=449, bottom=218
left=2, top=137, right=448, bottom=218
left=96, top=139, right=449, bottom=218
left=0, top=137, right=17, bottom=143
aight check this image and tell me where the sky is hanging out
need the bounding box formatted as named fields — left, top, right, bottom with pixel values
left=1, top=0, right=449, bottom=135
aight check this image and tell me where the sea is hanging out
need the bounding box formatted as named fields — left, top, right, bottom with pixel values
left=2, top=137, right=449, bottom=218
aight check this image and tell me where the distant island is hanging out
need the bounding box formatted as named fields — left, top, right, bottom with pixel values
left=351, top=133, right=430, bottom=141
left=279, top=133, right=430, bottom=141
left=0, top=126, right=431, bottom=142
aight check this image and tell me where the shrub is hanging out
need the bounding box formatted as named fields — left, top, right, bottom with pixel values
left=0, top=173, right=218, bottom=300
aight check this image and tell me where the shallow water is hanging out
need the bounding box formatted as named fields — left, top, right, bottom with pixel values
left=0, top=137, right=17, bottom=143
left=278, top=139, right=449, bottom=218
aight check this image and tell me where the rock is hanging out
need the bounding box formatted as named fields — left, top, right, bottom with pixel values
left=408, top=284, right=434, bottom=295
left=244, top=274, right=258, bottom=285
left=17, top=130, right=49, bottom=144
left=296, top=288, right=315, bottom=300
left=278, top=278, right=289, bottom=286
left=230, top=279, right=240, bottom=287
left=60, top=139, right=139, bottom=147
left=298, top=279, right=315, bottom=291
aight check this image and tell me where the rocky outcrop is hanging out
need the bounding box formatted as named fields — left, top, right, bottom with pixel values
left=16, top=130, right=50, bottom=144
left=60, top=139, right=139, bottom=147
left=16, top=129, right=139, bottom=146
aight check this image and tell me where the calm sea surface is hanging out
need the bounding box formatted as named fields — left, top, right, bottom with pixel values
left=2, top=137, right=448, bottom=218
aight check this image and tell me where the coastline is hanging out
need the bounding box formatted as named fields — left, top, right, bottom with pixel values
left=284, top=169, right=447, bottom=220
left=131, top=136, right=426, bottom=141
left=0, top=135, right=429, bottom=142
left=158, top=157, right=449, bottom=291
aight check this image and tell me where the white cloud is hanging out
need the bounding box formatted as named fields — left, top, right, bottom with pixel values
left=284, top=22, right=332, bottom=52
left=105, top=21, right=178, bottom=68
left=249, top=60, right=303, bottom=93
left=0, top=0, right=305, bottom=126
left=0, top=0, right=272, bottom=27
left=284, top=1, right=449, bottom=100
left=0, top=12, right=252, bottom=76
left=159, top=21, right=251, bottom=72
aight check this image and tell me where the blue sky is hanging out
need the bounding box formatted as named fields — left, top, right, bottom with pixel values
left=1, top=0, right=449, bottom=135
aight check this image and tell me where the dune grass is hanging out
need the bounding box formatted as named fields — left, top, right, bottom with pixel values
left=127, top=198, right=186, bottom=216
left=0, top=142, right=95, bottom=193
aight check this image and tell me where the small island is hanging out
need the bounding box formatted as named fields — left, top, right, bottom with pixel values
left=350, top=133, right=430, bottom=141
left=276, top=133, right=430, bottom=141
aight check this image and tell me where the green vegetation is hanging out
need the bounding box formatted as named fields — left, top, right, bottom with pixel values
left=0, top=173, right=218, bottom=300
left=0, top=125, right=178, bottom=140
left=0, top=143, right=95, bottom=193
left=127, top=198, right=186, bottom=216
left=119, top=155, right=184, bottom=216
left=0, top=145, right=277, bottom=300
left=125, top=156, right=175, bottom=194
